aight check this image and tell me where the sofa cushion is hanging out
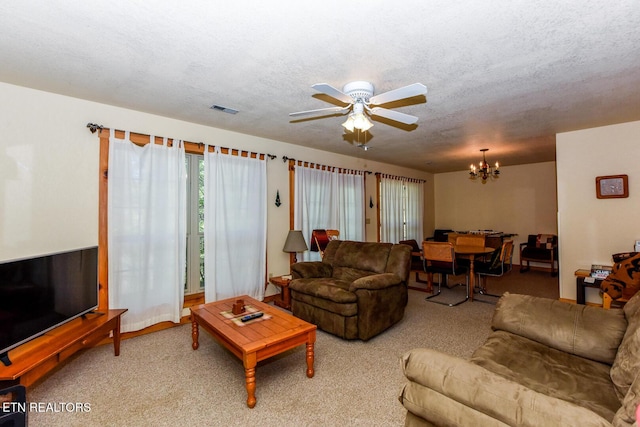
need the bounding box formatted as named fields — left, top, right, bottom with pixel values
left=611, top=291, right=640, bottom=400
left=471, top=331, right=620, bottom=422
left=332, top=266, right=378, bottom=283
left=289, top=277, right=356, bottom=303
left=492, top=293, right=627, bottom=364
left=332, top=241, right=392, bottom=274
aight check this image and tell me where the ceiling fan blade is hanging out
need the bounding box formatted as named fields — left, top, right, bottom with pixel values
left=289, top=106, right=350, bottom=117
left=311, top=83, right=354, bottom=104
left=369, top=107, right=419, bottom=125
left=369, top=83, right=427, bottom=105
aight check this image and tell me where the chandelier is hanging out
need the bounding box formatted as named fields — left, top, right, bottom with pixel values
left=469, top=148, right=500, bottom=181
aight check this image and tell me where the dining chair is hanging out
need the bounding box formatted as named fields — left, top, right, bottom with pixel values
left=399, top=239, right=429, bottom=290
left=474, top=239, right=514, bottom=298
left=422, top=241, right=469, bottom=306
left=454, top=233, right=486, bottom=248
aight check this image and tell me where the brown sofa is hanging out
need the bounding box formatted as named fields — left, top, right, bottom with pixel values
left=399, top=292, right=640, bottom=426
left=289, top=240, right=411, bottom=341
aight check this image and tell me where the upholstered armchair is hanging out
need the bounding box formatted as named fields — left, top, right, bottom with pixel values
left=519, top=233, right=558, bottom=276
left=289, top=240, right=411, bottom=341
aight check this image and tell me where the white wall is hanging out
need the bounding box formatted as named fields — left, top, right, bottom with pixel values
left=557, top=120, right=640, bottom=303
left=0, top=82, right=433, bottom=292
left=434, top=161, right=558, bottom=263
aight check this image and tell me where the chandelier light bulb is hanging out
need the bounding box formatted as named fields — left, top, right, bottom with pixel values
left=469, top=149, right=500, bottom=182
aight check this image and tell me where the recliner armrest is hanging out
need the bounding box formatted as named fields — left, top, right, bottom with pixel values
left=290, top=261, right=333, bottom=279
left=349, top=273, right=402, bottom=292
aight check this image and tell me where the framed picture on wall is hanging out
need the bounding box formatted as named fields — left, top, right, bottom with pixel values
left=596, top=174, right=628, bottom=199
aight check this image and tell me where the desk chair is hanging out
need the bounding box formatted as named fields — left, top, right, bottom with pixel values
left=474, top=240, right=514, bottom=299
left=423, top=241, right=469, bottom=306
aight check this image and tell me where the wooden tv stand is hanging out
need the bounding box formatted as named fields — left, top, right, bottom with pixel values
left=0, top=309, right=127, bottom=387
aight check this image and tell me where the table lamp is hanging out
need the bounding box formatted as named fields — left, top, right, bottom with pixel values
left=283, top=230, right=308, bottom=264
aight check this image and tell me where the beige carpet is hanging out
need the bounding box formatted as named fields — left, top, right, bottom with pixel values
left=28, top=269, right=557, bottom=426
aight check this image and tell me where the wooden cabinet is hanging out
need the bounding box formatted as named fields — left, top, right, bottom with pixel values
left=0, top=309, right=126, bottom=387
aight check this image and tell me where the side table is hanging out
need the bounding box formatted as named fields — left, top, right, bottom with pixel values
left=575, top=270, right=603, bottom=305
left=270, top=275, right=292, bottom=310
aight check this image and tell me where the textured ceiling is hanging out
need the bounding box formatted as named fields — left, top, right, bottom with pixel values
left=1, top=1, right=639, bottom=173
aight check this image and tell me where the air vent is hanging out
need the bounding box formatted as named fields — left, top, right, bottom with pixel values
left=210, top=104, right=239, bottom=114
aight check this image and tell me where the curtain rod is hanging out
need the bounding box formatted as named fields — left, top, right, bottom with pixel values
left=282, top=156, right=372, bottom=174
left=375, top=172, right=426, bottom=183
left=87, top=122, right=276, bottom=160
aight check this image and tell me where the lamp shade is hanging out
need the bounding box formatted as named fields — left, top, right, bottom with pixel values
left=283, top=230, right=308, bottom=253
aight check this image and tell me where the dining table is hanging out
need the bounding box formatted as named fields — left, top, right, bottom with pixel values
left=454, top=245, right=495, bottom=301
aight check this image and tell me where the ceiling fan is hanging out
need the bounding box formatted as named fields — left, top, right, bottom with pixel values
left=289, top=81, right=428, bottom=132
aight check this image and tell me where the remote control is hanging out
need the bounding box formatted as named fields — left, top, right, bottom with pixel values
left=240, top=312, right=264, bottom=322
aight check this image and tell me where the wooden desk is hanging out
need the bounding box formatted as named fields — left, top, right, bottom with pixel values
left=455, top=246, right=494, bottom=302
left=190, top=296, right=315, bottom=408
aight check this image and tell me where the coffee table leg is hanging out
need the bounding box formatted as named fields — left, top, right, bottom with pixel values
left=244, top=353, right=257, bottom=408
left=191, top=317, right=199, bottom=350
left=306, top=331, right=315, bottom=378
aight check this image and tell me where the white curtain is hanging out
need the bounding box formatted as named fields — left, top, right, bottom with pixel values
left=405, top=180, right=424, bottom=242
left=294, top=165, right=365, bottom=261
left=379, top=176, right=405, bottom=243
left=380, top=175, right=424, bottom=243
left=108, top=131, right=186, bottom=333
left=336, top=170, right=366, bottom=241
left=203, top=147, right=267, bottom=302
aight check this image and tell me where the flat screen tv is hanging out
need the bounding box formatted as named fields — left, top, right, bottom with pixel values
left=0, top=246, right=98, bottom=365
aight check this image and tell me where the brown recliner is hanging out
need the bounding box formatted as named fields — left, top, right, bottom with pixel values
left=289, top=240, right=411, bottom=341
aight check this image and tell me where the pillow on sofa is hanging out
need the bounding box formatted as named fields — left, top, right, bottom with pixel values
left=611, top=291, right=640, bottom=400
left=601, top=252, right=640, bottom=300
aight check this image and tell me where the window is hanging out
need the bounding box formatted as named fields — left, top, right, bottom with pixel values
left=292, top=162, right=365, bottom=261
left=185, top=154, right=204, bottom=295
left=378, top=174, right=424, bottom=243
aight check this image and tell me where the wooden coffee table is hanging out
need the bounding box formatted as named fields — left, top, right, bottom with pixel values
left=190, top=295, right=316, bottom=408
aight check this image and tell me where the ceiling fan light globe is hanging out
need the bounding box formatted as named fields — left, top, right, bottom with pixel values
left=341, top=116, right=355, bottom=132
left=352, top=113, right=373, bottom=131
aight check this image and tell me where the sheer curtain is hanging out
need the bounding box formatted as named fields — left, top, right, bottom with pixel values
left=203, top=147, right=267, bottom=302
left=108, top=131, right=186, bottom=333
left=335, top=170, right=365, bottom=241
left=405, top=180, right=424, bottom=242
left=294, top=167, right=334, bottom=261
left=379, top=176, right=405, bottom=243
left=294, top=165, right=365, bottom=261
left=380, top=175, right=424, bottom=243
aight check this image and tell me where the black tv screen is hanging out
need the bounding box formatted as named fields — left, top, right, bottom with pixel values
left=0, top=246, right=98, bottom=360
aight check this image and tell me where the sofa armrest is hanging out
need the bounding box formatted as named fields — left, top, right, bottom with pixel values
left=349, top=273, right=402, bottom=292
left=492, top=293, right=627, bottom=364
left=400, top=348, right=611, bottom=427
left=290, top=261, right=333, bottom=279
